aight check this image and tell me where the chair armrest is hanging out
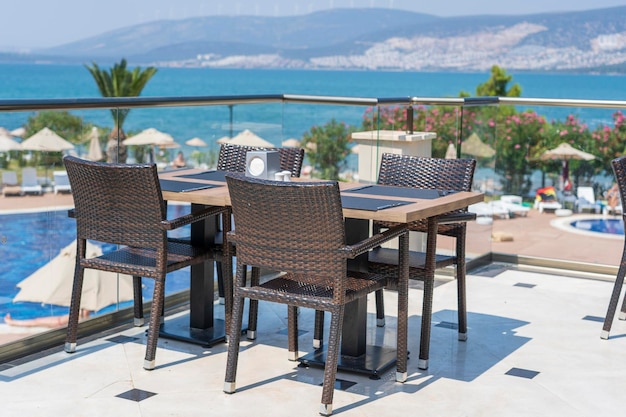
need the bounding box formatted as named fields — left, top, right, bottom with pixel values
left=437, top=211, right=476, bottom=224
left=342, top=224, right=407, bottom=259
left=160, top=206, right=229, bottom=230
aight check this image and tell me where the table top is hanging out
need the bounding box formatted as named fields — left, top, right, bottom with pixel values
left=159, top=169, right=484, bottom=223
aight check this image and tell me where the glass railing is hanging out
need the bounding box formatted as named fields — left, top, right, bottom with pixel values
left=1, top=94, right=624, bottom=357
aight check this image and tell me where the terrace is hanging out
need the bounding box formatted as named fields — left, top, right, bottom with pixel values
left=0, top=94, right=625, bottom=415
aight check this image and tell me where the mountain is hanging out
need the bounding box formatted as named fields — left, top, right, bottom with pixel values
left=5, top=7, right=626, bottom=73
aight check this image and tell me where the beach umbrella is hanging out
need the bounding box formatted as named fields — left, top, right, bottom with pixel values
left=122, top=128, right=175, bottom=146
left=185, top=137, right=207, bottom=147
left=540, top=142, right=595, bottom=184
left=227, top=129, right=274, bottom=148
left=216, top=136, right=231, bottom=144
left=10, top=127, right=26, bottom=138
left=13, top=241, right=134, bottom=312
left=20, top=127, right=75, bottom=152
left=281, top=138, right=301, bottom=148
left=460, top=133, right=495, bottom=158
left=445, top=143, right=457, bottom=159
left=86, top=127, right=103, bottom=161
left=0, top=134, right=22, bottom=152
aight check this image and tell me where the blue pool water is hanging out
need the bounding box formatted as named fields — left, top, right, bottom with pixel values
left=0, top=205, right=194, bottom=321
left=570, top=218, right=624, bottom=235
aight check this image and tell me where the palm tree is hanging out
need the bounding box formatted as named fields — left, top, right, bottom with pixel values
left=85, top=58, right=157, bottom=162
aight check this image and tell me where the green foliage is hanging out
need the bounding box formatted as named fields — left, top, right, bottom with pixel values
left=85, top=58, right=157, bottom=128
left=476, top=65, right=522, bottom=97
left=300, top=119, right=353, bottom=180
left=24, top=110, right=87, bottom=144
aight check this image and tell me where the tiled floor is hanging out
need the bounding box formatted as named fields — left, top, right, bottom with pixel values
left=1, top=265, right=625, bottom=416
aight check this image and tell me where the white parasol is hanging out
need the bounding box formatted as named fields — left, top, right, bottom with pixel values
left=227, top=129, right=274, bottom=148
left=20, top=127, right=75, bottom=152
left=185, top=137, right=207, bottom=147
left=281, top=138, right=301, bottom=148
left=86, top=127, right=104, bottom=161
left=0, top=134, right=22, bottom=152
left=540, top=142, right=595, bottom=184
left=13, top=241, right=134, bottom=312
left=445, top=143, right=457, bottom=159
left=122, top=128, right=176, bottom=146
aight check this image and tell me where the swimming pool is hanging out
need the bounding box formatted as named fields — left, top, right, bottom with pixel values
left=570, top=217, right=624, bottom=235
left=0, top=206, right=194, bottom=321
left=551, top=214, right=624, bottom=240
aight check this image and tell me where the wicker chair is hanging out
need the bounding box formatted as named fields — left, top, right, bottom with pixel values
left=216, top=142, right=305, bottom=177
left=601, top=155, right=626, bottom=339
left=368, top=153, right=476, bottom=370
left=223, top=174, right=408, bottom=416
left=62, top=155, right=227, bottom=370
left=215, top=143, right=305, bottom=338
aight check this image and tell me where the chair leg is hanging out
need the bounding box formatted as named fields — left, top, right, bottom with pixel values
left=287, top=306, right=299, bottom=361
left=602, top=244, right=626, bottom=339
left=144, top=278, right=165, bottom=370
left=375, top=290, right=385, bottom=327
left=224, top=268, right=246, bottom=394
left=247, top=266, right=260, bottom=340
left=456, top=228, right=468, bottom=341
left=418, top=217, right=438, bottom=370
left=216, top=261, right=225, bottom=304
left=396, top=231, right=409, bottom=382
left=319, top=307, right=344, bottom=416
left=132, top=276, right=144, bottom=326
left=313, top=310, right=324, bottom=349
left=64, top=263, right=86, bottom=353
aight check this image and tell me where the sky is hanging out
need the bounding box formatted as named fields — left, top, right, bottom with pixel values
left=2, top=0, right=626, bottom=49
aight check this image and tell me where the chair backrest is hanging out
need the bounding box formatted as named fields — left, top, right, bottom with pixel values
left=63, top=155, right=166, bottom=249
left=378, top=153, right=476, bottom=192
left=612, top=156, right=626, bottom=211
left=53, top=171, right=70, bottom=186
left=217, top=143, right=305, bottom=177
left=577, top=186, right=595, bottom=203
left=226, top=174, right=346, bottom=276
left=2, top=171, right=18, bottom=185
left=21, top=168, right=38, bottom=186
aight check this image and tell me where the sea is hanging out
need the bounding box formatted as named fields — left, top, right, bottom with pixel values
left=1, top=63, right=625, bottom=161
left=1, top=63, right=625, bottom=320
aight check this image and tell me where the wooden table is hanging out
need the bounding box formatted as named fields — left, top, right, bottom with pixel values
left=158, top=169, right=484, bottom=374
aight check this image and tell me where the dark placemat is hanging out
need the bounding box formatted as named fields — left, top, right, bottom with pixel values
left=341, top=196, right=412, bottom=211
left=159, top=179, right=219, bottom=193
left=175, top=170, right=228, bottom=182
left=344, top=185, right=456, bottom=199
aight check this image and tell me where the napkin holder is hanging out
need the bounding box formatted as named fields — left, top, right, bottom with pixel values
left=245, top=150, right=281, bottom=180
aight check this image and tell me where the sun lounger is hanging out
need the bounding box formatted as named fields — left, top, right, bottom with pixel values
left=469, top=201, right=510, bottom=219
left=53, top=171, right=71, bottom=194
left=575, top=186, right=601, bottom=213
left=2, top=171, right=22, bottom=196
left=21, top=168, right=42, bottom=195
left=491, top=200, right=530, bottom=217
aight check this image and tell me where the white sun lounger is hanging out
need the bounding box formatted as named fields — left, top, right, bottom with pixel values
left=469, top=202, right=510, bottom=219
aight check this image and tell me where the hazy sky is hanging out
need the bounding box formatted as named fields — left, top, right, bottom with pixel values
left=3, top=0, right=625, bottom=49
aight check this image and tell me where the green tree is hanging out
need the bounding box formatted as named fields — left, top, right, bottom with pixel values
left=85, top=58, right=157, bottom=162
left=300, top=119, right=353, bottom=180
left=476, top=65, right=522, bottom=97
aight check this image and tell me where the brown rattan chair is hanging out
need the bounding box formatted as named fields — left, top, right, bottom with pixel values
left=368, top=153, right=476, bottom=370
left=216, top=142, right=305, bottom=177
left=223, top=174, right=408, bottom=416
left=62, top=155, right=227, bottom=370
left=601, top=155, right=626, bottom=339
left=215, top=142, right=305, bottom=338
